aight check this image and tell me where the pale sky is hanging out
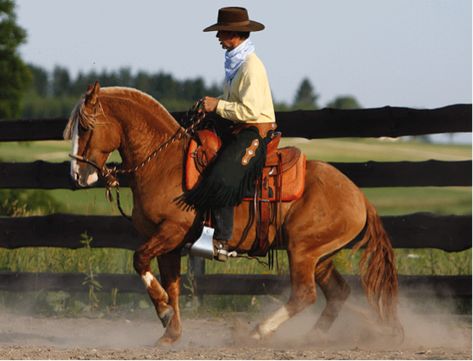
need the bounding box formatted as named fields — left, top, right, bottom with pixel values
left=15, top=0, right=472, bottom=109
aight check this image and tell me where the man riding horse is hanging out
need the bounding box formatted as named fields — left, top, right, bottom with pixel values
left=180, top=7, right=277, bottom=261
left=64, top=6, right=402, bottom=340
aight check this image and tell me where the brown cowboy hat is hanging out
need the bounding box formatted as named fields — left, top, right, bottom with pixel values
left=203, top=7, right=265, bottom=32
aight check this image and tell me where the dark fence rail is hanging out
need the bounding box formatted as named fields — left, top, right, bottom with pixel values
left=0, top=160, right=471, bottom=189
left=0, top=213, right=470, bottom=252
left=0, top=272, right=469, bottom=298
left=276, top=104, right=472, bottom=138
left=0, top=104, right=471, bottom=142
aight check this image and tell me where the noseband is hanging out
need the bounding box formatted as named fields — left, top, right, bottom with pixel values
left=69, top=99, right=207, bottom=219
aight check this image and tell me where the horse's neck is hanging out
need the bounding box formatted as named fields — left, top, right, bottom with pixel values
left=105, top=98, right=181, bottom=169
left=119, top=120, right=176, bottom=168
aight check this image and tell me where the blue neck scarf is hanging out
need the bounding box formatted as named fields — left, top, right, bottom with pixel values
left=224, top=39, right=255, bottom=84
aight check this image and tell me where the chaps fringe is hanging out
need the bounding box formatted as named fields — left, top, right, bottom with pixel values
left=176, top=128, right=266, bottom=211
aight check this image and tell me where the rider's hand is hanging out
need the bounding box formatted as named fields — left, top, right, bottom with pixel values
left=202, top=96, right=219, bottom=113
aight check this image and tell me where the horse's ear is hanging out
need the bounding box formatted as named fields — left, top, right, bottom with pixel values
left=85, top=81, right=100, bottom=106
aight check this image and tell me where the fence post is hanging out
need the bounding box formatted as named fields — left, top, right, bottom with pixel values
left=187, top=255, right=205, bottom=306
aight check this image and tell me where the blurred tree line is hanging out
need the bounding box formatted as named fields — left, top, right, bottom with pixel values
left=21, top=65, right=225, bottom=117
left=20, top=65, right=360, bottom=118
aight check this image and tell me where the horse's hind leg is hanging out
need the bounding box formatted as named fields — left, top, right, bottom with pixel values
left=156, top=251, right=182, bottom=345
left=313, top=258, right=350, bottom=334
left=251, top=250, right=319, bottom=340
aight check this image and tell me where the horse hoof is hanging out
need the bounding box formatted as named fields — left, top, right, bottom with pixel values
left=306, top=328, right=330, bottom=346
left=155, top=335, right=178, bottom=347
left=159, top=306, right=175, bottom=328
left=249, top=326, right=264, bottom=341
left=250, top=332, right=261, bottom=340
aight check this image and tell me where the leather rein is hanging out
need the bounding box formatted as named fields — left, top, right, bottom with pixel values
left=69, top=99, right=206, bottom=220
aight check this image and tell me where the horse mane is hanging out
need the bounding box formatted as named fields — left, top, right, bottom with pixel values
left=63, top=99, right=88, bottom=140
left=63, top=87, right=179, bottom=140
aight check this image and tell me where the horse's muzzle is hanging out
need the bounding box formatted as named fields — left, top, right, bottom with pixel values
left=71, top=164, right=99, bottom=188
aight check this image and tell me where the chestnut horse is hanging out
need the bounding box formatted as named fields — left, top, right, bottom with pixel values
left=64, top=82, right=402, bottom=345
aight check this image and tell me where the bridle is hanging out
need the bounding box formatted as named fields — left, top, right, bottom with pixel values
left=69, top=98, right=207, bottom=220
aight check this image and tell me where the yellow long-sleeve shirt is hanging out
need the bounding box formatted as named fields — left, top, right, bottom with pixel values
left=216, top=53, right=275, bottom=124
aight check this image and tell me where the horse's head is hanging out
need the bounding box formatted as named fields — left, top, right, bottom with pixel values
left=63, top=81, right=121, bottom=187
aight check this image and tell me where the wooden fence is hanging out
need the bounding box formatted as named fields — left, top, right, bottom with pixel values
left=0, top=104, right=471, bottom=298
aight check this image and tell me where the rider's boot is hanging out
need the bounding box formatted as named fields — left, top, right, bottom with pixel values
left=212, top=206, right=233, bottom=262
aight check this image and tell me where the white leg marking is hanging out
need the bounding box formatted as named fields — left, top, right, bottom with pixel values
left=141, top=272, right=154, bottom=288
left=253, top=306, right=291, bottom=338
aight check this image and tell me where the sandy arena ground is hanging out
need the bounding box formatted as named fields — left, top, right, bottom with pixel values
left=0, top=295, right=470, bottom=360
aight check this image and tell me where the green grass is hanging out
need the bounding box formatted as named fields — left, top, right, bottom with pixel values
left=48, top=188, right=134, bottom=215
left=0, top=137, right=470, bottom=280
left=364, top=187, right=471, bottom=215
left=1, top=137, right=470, bottom=163
left=0, top=141, right=123, bottom=163
left=280, top=137, right=471, bottom=162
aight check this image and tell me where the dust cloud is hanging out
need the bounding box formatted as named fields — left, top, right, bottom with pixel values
left=227, top=289, right=471, bottom=354
left=0, top=286, right=470, bottom=359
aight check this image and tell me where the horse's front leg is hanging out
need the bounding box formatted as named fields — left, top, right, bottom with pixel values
left=133, top=222, right=184, bottom=343
left=156, top=251, right=182, bottom=345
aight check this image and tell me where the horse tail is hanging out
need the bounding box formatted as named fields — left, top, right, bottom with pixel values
left=353, top=195, right=402, bottom=333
